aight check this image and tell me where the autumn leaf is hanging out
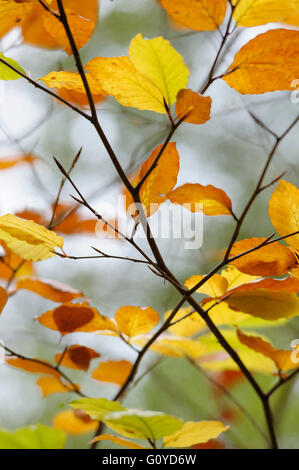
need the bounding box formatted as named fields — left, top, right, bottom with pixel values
left=42, top=8, right=95, bottom=55
left=125, top=142, right=180, bottom=217
left=115, top=306, right=159, bottom=337
left=38, top=302, right=117, bottom=336
left=86, top=33, right=189, bottom=113
left=16, top=278, right=83, bottom=302
left=0, top=155, right=35, bottom=170
left=163, top=421, right=228, bottom=448
left=223, top=29, right=299, bottom=94
left=229, top=237, right=298, bottom=276
left=20, top=0, right=98, bottom=49
left=230, top=276, right=299, bottom=295
left=70, top=397, right=126, bottom=421
left=220, top=265, right=260, bottom=290
left=92, top=360, right=132, bottom=386
left=0, top=214, right=63, bottom=261
left=161, top=0, right=227, bottom=31
left=6, top=357, right=60, bottom=377
left=167, top=183, right=232, bottom=215
left=185, top=274, right=228, bottom=297
left=0, top=0, right=33, bottom=37
left=237, top=329, right=299, bottom=372
left=91, top=434, right=147, bottom=449
left=0, top=287, right=7, bottom=315
left=233, top=0, right=299, bottom=27
left=53, top=410, right=97, bottom=435
left=0, top=52, right=25, bottom=80
left=165, top=307, right=204, bottom=337
left=135, top=336, right=205, bottom=358
left=54, top=345, right=100, bottom=371
left=269, top=180, right=299, bottom=251
left=176, top=89, right=212, bottom=124
left=0, top=242, right=34, bottom=281
left=37, top=376, right=78, bottom=397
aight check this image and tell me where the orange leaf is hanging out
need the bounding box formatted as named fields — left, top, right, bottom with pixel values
left=229, top=237, right=298, bottom=276
left=38, top=302, right=117, bottom=336
left=185, top=274, right=228, bottom=297
left=16, top=277, right=83, bottom=302
left=42, top=8, right=95, bottom=55
left=91, top=433, right=147, bottom=449
left=0, top=154, right=36, bottom=171
left=0, top=241, right=34, bottom=281
left=55, top=345, right=100, bottom=371
left=115, top=306, right=159, bottom=337
left=167, top=183, right=232, bottom=215
left=37, top=376, right=78, bottom=397
left=53, top=409, right=98, bottom=435
left=230, top=276, right=299, bottom=295
left=92, top=360, right=132, bottom=386
left=6, top=357, right=60, bottom=377
left=160, top=0, right=227, bottom=31
left=237, top=329, right=299, bottom=372
left=0, top=0, right=33, bottom=37
left=125, top=142, right=180, bottom=217
left=176, top=89, right=211, bottom=124
left=0, top=286, right=8, bottom=314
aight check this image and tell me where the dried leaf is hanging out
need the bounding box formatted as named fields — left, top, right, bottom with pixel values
left=55, top=345, right=100, bottom=371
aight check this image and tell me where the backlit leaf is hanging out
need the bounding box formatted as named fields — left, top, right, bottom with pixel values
left=167, top=183, right=232, bottom=215
left=36, top=376, right=77, bottom=397
left=0, top=424, right=66, bottom=449
left=6, top=357, right=60, bottom=377
left=55, top=345, right=100, bottom=371
left=0, top=0, right=33, bottom=37
left=0, top=52, right=25, bottom=80
left=0, top=214, right=63, bottom=261
left=161, top=0, right=227, bottom=31
left=92, top=360, right=132, bottom=386
left=16, top=278, right=83, bottom=302
left=70, top=397, right=126, bottom=420
left=53, top=410, right=97, bottom=435
left=176, top=89, right=212, bottom=124
left=163, top=420, right=228, bottom=448
left=115, top=306, right=159, bottom=337
left=233, top=0, right=299, bottom=27
left=185, top=274, right=228, bottom=297
left=223, top=29, right=299, bottom=94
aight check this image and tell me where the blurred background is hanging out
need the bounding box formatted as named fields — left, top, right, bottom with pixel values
left=0, top=0, right=299, bottom=449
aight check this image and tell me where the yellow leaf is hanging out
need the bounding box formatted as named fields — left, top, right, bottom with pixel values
left=163, top=420, right=228, bottom=448
left=269, top=180, right=299, bottom=250
left=167, top=183, right=232, bottom=215
left=128, top=33, right=189, bottom=107
left=86, top=34, right=189, bottom=113
left=0, top=0, right=33, bottom=37
left=229, top=237, right=298, bottom=276
left=92, top=360, right=132, bottom=386
left=115, top=306, right=159, bottom=337
left=91, top=434, right=147, bottom=449
left=134, top=335, right=205, bottom=358
left=233, top=0, right=299, bottom=27
left=237, top=329, right=299, bottom=372
left=223, top=29, right=299, bottom=94
left=125, top=142, right=180, bottom=217
left=220, top=265, right=260, bottom=290
left=227, top=290, right=299, bottom=321
left=53, top=410, right=97, bottom=435
left=0, top=287, right=7, bottom=314
left=37, top=376, right=78, bottom=397
left=161, top=0, right=227, bottom=31
left=176, top=89, right=211, bottom=124
left=185, top=274, right=228, bottom=297
left=0, top=214, right=63, bottom=261
left=165, top=307, right=204, bottom=337
left=42, top=8, right=95, bottom=55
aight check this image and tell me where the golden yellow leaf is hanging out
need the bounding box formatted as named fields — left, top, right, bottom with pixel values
left=185, top=274, right=228, bottom=297
left=0, top=214, right=63, bottom=261
left=237, top=329, right=299, bottom=372
left=16, top=278, right=83, bottom=302
left=0, top=241, right=34, bottom=281
left=36, top=376, right=77, bottom=397
left=91, top=434, right=147, bottom=449
left=229, top=237, right=298, bottom=276
left=161, top=0, right=227, bottom=31
left=233, top=0, right=299, bottom=27
left=125, top=142, right=180, bottom=217
left=175, top=89, right=211, bottom=124
left=0, top=287, right=7, bottom=314
left=227, top=289, right=299, bottom=321
left=269, top=180, right=299, bottom=250
left=86, top=34, right=189, bottom=113
left=6, top=357, right=60, bottom=377
left=53, top=410, right=97, bottom=435
left=115, top=306, right=159, bottom=337
left=167, top=183, right=232, bottom=215
left=54, top=345, right=100, bottom=371
left=38, top=302, right=117, bottom=336
left=92, top=360, right=132, bottom=386
left=41, top=70, right=104, bottom=95
left=0, top=0, right=33, bottom=37
left=220, top=265, right=260, bottom=290
left=165, top=307, right=204, bottom=337
left=135, top=336, right=205, bottom=358
left=223, top=29, right=299, bottom=94
left=163, top=420, right=228, bottom=448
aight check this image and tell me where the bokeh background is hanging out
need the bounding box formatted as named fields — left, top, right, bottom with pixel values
left=0, top=0, right=299, bottom=449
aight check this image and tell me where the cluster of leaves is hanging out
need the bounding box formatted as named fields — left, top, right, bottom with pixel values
left=1, top=0, right=299, bottom=450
